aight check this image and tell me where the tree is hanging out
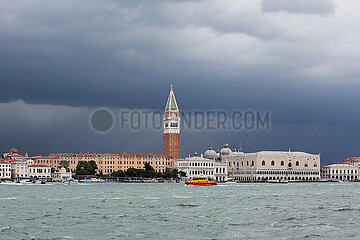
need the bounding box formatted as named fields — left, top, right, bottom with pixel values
left=76, top=161, right=98, bottom=175
left=144, top=162, right=155, bottom=172
left=178, top=170, right=187, bottom=178
left=59, top=160, right=69, bottom=170
left=88, top=160, right=98, bottom=175
left=112, top=170, right=126, bottom=177
left=76, top=169, right=90, bottom=175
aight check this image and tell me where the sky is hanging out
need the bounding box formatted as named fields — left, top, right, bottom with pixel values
left=0, top=0, right=360, bottom=165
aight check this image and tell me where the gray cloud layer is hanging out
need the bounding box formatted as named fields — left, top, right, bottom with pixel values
left=0, top=0, right=359, bottom=164
left=262, top=0, right=335, bottom=15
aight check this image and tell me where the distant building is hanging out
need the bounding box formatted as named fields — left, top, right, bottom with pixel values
left=163, top=85, right=180, bottom=159
left=10, top=159, right=29, bottom=180
left=175, top=153, right=227, bottom=182
left=343, top=156, right=360, bottom=165
left=0, top=160, right=11, bottom=180
left=28, top=164, right=52, bottom=180
left=33, top=153, right=173, bottom=175
left=26, top=158, right=35, bottom=165
left=219, top=143, right=320, bottom=182
left=321, top=163, right=359, bottom=182
left=53, top=167, right=73, bottom=182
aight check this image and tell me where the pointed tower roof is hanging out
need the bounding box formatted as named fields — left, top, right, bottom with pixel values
left=165, top=85, right=179, bottom=111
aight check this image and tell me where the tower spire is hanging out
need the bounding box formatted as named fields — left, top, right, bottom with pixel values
left=163, top=85, right=180, bottom=159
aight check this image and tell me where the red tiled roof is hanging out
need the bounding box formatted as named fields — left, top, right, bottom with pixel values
left=49, top=153, right=166, bottom=158
left=9, top=154, right=25, bottom=158
left=0, top=160, right=11, bottom=164
left=29, top=164, right=51, bottom=168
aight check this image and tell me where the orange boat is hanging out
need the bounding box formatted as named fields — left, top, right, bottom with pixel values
left=185, top=176, right=217, bottom=186
left=79, top=178, right=105, bottom=183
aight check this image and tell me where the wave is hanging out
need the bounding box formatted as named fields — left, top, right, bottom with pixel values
left=0, top=197, right=18, bottom=200
left=144, top=197, right=160, bottom=200
left=334, top=207, right=356, bottom=212
left=0, top=226, right=14, bottom=232
left=176, top=203, right=199, bottom=208
left=173, top=195, right=189, bottom=199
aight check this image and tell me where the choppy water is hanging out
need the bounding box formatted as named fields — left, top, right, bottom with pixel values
left=0, top=182, right=359, bottom=240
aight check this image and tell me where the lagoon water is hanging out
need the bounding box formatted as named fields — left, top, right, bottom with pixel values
left=0, top=182, right=359, bottom=240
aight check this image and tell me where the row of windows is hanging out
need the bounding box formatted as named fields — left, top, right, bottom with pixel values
left=330, top=175, right=358, bottom=180
left=29, top=168, right=50, bottom=174
left=330, top=169, right=358, bottom=174
left=261, top=160, right=317, bottom=168
left=257, top=170, right=319, bottom=175
left=61, top=156, right=164, bottom=160
left=190, top=162, right=214, bottom=167
left=235, top=176, right=319, bottom=181
left=190, top=170, right=213, bottom=175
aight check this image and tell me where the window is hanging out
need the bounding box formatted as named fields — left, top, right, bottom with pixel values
left=170, top=123, right=178, bottom=127
left=288, top=163, right=292, bottom=167
left=296, top=161, right=299, bottom=166
left=314, top=163, right=317, bottom=167
left=262, top=160, right=265, bottom=166
left=281, top=161, right=284, bottom=166
left=271, top=161, right=274, bottom=166
left=305, top=163, right=308, bottom=167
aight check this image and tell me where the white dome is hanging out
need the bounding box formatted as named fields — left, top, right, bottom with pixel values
left=220, top=143, right=232, bottom=156
left=204, top=148, right=217, bottom=159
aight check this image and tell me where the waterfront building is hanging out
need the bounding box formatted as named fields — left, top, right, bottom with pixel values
left=321, top=163, right=359, bottom=181
left=7, top=148, right=26, bottom=161
left=175, top=153, right=227, bottom=182
left=203, top=143, right=228, bottom=182
left=343, top=156, right=360, bottom=165
left=10, top=159, right=29, bottom=179
left=163, top=85, right=180, bottom=159
left=26, top=158, right=35, bottom=165
left=53, top=167, right=73, bottom=182
left=221, top=144, right=320, bottom=182
left=33, top=153, right=173, bottom=175
left=0, top=160, right=11, bottom=180
left=28, top=164, right=52, bottom=180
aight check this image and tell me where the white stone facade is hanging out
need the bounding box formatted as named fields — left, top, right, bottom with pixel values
left=175, top=155, right=227, bottom=182
left=29, top=164, right=52, bottom=180
left=0, top=161, right=11, bottom=180
left=321, top=163, right=359, bottom=181
left=11, top=159, right=29, bottom=179
left=223, top=151, right=321, bottom=182
left=53, top=167, right=73, bottom=182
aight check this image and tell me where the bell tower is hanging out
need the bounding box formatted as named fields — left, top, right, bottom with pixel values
left=163, top=85, right=180, bottom=159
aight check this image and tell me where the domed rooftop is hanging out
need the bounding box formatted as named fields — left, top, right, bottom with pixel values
left=220, top=142, right=232, bottom=156
left=204, top=145, right=217, bottom=159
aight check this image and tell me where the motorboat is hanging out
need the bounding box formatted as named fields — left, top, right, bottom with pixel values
left=185, top=176, right=217, bottom=186
left=79, top=178, right=105, bottom=183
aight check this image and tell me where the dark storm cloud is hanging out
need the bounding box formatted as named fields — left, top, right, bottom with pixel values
left=261, top=0, right=335, bottom=15
left=0, top=0, right=360, bottom=163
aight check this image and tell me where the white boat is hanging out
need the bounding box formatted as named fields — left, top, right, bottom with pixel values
left=267, top=179, right=288, bottom=184
left=64, top=179, right=78, bottom=185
